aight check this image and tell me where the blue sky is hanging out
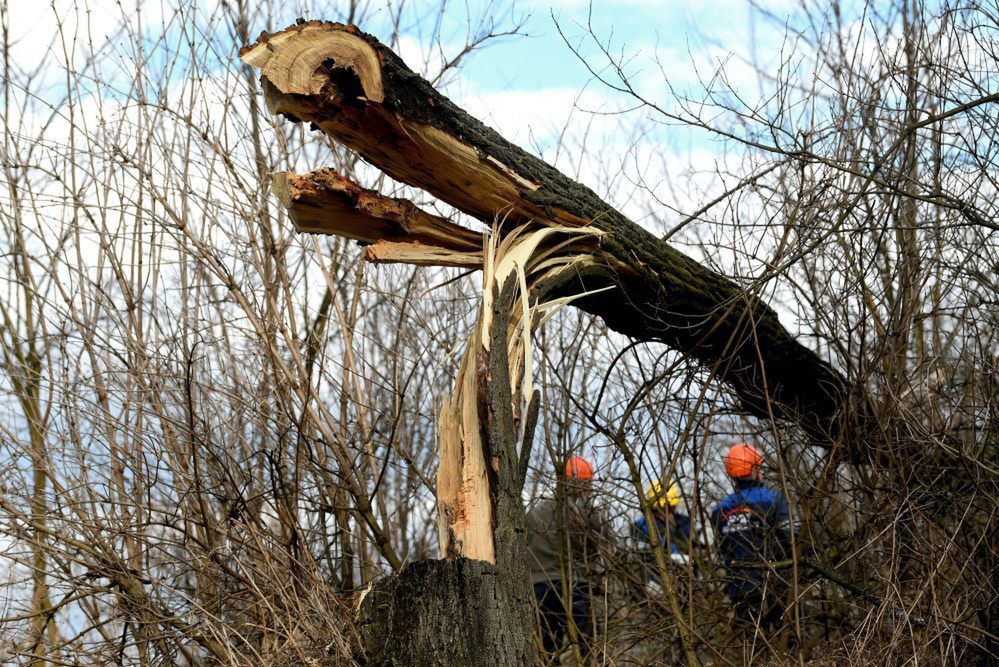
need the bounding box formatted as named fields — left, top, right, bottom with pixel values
left=458, top=1, right=780, bottom=92
left=5, top=0, right=848, bottom=316
left=405, top=0, right=811, bottom=181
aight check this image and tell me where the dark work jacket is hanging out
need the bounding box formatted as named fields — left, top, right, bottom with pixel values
left=633, top=512, right=691, bottom=556
left=710, top=480, right=792, bottom=597
left=525, top=494, right=615, bottom=586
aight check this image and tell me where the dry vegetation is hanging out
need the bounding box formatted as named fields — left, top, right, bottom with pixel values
left=0, top=0, right=996, bottom=665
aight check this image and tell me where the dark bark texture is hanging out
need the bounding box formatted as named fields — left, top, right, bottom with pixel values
left=242, top=21, right=864, bottom=453
left=357, top=559, right=535, bottom=665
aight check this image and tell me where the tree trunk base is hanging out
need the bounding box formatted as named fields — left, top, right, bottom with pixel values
left=358, top=559, right=536, bottom=666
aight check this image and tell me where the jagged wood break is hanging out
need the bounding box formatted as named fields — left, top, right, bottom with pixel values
left=241, top=22, right=850, bottom=444
left=241, top=21, right=856, bottom=562
left=273, top=169, right=483, bottom=267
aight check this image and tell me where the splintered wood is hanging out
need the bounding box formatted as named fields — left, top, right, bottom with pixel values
left=436, top=226, right=606, bottom=562
left=242, top=20, right=856, bottom=562
left=273, top=169, right=483, bottom=266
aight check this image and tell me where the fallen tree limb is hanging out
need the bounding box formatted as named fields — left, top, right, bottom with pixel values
left=242, top=21, right=857, bottom=448
left=241, top=22, right=848, bottom=665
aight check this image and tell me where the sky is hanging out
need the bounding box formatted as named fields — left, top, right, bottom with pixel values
left=2, top=0, right=807, bottom=165
left=2, top=0, right=846, bottom=365
left=462, top=0, right=791, bottom=90
left=430, top=0, right=802, bottom=151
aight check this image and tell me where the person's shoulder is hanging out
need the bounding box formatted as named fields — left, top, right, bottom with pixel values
left=712, top=490, right=741, bottom=515
left=526, top=495, right=556, bottom=517
left=743, top=484, right=785, bottom=508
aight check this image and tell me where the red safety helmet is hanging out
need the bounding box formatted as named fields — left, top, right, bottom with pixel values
left=564, top=455, right=594, bottom=480
left=724, top=443, right=764, bottom=479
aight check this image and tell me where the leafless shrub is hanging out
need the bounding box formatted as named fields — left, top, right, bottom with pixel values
left=1, top=0, right=995, bottom=665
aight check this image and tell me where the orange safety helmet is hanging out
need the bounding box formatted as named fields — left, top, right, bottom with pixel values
left=564, top=455, right=594, bottom=480
left=723, top=443, right=764, bottom=479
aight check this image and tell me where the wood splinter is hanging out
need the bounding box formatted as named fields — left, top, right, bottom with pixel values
left=245, top=22, right=855, bottom=452
left=273, top=168, right=484, bottom=266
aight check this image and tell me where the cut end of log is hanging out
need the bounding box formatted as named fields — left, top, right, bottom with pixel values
left=240, top=21, right=384, bottom=102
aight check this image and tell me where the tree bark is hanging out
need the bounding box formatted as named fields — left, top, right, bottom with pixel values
left=357, top=559, right=534, bottom=665
left=241, top=21, right=856, bottom=448
left=240, top=20, right=860, bottom=665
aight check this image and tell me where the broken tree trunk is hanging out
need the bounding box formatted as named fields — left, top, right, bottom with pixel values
left=243, top=21, right=853, bottom=447
left=358, top=227, right=605, bottom=664
left=241, top=21, right=853, bottom=665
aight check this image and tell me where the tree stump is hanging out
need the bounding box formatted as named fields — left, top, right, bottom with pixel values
left=358, top=559, right=535, bottom=666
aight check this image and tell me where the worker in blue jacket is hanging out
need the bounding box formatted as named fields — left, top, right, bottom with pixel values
left=633, top=480, right=691, bottom=559
left=711, top=443, right=794, bottom=631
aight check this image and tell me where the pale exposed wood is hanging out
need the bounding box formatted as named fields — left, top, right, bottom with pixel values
left=273, top=169, right=483, bottom=252
left=243, top=22, right=855, bottom=450
left=436, top=336, right=495, bottom=562
left=436, top=227, right=604, bottom=562
left=239, top=21, right=384, bottom=101
left=363, top=241, right=482, bottom=268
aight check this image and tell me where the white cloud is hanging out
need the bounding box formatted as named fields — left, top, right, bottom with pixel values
left=8, top=1, right=168, bottom=70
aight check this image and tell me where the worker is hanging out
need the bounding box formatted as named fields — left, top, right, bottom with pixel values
left=710, top=443, right=794, bottom=632
left=525, top=455, right=615, bottom=657
left=632, top=480, right=691, bottom=561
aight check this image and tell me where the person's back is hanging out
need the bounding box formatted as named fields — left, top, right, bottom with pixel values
left=710, top=443, right=793, bottom=630
left=711, top=479, right=790, bottom=596
left=525, top=456, right=614, bottom=656
left=526, top=493, right=605, bottom=585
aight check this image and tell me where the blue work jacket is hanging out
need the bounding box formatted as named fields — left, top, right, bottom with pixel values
left=710, top=481, right=793, bottom=596
left=633, top=512, right=691, bottom=555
